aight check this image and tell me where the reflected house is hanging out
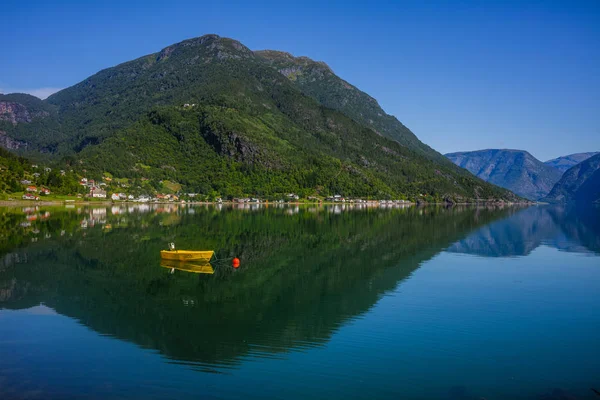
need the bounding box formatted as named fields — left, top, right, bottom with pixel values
left=111, top=206, right=124, bottom=215
left=92, top=208, right=107, bottom=217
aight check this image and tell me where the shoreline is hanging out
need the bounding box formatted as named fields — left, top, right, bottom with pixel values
left=0, top=199, right=534, bottom=207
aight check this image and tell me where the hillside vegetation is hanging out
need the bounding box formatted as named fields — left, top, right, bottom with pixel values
left=1, top=35, right=519, bottom=201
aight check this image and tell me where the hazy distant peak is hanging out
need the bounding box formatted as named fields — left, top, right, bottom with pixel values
left=445, top=148, right=562, bottom=200
left=544, top=152, right=600, bottom=173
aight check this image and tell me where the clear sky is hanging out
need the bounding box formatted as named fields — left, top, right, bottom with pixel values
left=1, top=0, right=599, bottom=161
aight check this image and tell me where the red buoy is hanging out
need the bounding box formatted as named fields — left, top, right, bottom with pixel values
left=232, top=257, right=240, bottom=268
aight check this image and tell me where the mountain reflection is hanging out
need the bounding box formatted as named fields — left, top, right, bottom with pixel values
left=1, top=204, right=515, bottom=369
left=447, top=205, right=600, bottom=257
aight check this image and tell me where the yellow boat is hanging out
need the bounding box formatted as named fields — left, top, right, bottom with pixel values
left=160, top=250, right=214, bottom=262
left=160, top=260, right=214, bottom=274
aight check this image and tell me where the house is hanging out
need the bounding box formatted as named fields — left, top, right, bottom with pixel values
left=44, top=167, right=51, bottom=172
left=20, top=180, right=31, bottom=185
left=111, top=193, right=120, bottom=201
left=90, top=188, right=107, bottom=198
left=40, top=188, right=51, bottom=195
left=287, top=193, right=300, bottom=200
left=128, top=194, right=134, bottom=200
left=22, top=194, right=38, bottom=200
left=33, top=173, right=40, bottom=178
left=26, top=186, right=37, bottom=192
left=119, top=193, right=127, bottom=200
left=79, top=178, right=88, bottom=186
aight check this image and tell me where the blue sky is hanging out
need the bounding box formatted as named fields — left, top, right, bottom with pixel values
left=1, top=0, right=598, bottom=160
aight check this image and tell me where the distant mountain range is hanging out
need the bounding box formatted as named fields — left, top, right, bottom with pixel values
left=0, top=34, right=518, bottom=201
left=445, top=149, right=562, bottom=200
left=544, top=153, right=600, bottom=204
left=544, top=152, right=599, bottom=172
left=445, top=149, right=600, bottom=203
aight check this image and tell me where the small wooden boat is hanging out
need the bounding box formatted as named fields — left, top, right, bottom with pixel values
left=160, top=260, right=214, bottom=274
left=160, top=250, right=214, bottom=262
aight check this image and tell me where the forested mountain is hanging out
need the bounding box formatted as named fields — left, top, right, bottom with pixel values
left=544, top=152, right=599, bottom=173
left=0, top=34, right=519, bottom=201
left=544, top=153, right=600, bottom=204
left=445, top=149, right=562, bottom=200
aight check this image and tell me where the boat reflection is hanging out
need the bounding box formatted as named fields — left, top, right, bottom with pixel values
left=160, top=259, right=215, bottom=274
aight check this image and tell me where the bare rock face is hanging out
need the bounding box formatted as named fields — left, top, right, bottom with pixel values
left=0, top=101, right=32, bottom=124
left=0, top=130, right=28, bottom=150
left=0, top=101, right=49, bottom=125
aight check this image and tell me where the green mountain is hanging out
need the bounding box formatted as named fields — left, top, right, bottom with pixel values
left=255, top=50, right=442, bottom=161
left=544, top=153, right=600, bottom=203
left=0, top=34, right=519, bottom=201
left=445, top=149, right=562, bottom=200
left=544, top=152, right=599, bottom=173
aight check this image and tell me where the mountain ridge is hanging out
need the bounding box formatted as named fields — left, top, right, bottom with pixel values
left=544, top=153, right=600, bottom=203
left=544, top=152, right=599, bottom=173
left=445, top=149, right=562, bottom=200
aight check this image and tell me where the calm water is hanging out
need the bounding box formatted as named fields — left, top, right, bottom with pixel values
left=0, top=204, right=599, bottom=399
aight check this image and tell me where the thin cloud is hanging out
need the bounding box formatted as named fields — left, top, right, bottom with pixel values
left=0, top=87, right=63, bottom=99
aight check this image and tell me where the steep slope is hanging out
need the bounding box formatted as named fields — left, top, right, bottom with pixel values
left=544, top=152, right=599, bottom=173
left=255, top=50, right=441, bottom=161
left=545, top=153, right=600, bottom=203
left=0, top=34, right=518, bottom=200
left=445, top=149, right=562, bottom=200
left=0, top=93, right=62, bottom=152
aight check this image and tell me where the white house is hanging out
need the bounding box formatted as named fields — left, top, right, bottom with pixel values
left=91, top=188, right=107, bottom=198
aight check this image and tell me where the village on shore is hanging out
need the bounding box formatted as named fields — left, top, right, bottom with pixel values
left=13, top=171, right=418, bottom=205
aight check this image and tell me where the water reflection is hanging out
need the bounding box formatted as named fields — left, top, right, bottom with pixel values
left=447, top=205, right=600, bottom=257
left=0, top=204, right=513, bottom=369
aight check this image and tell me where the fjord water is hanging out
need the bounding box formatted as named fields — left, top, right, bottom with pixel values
left=0, top=204, right=599, bottom=400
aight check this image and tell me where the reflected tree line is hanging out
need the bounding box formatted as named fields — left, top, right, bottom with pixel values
left=0, top=203, right=597, bottom=369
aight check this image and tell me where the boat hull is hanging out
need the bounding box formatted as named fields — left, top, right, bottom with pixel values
left=160, top=250, right=214, bottom=262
